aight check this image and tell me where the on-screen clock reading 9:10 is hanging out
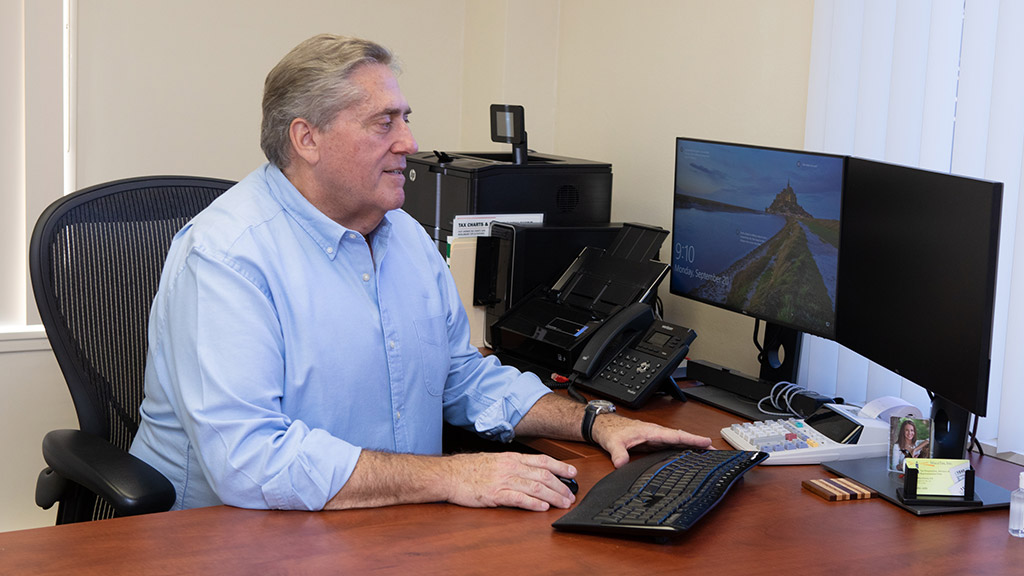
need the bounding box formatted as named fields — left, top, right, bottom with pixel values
left=674, top=243, right=695, bottom=264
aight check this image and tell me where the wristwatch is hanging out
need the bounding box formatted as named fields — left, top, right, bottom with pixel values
left=582, top=399, right=616, bottom=445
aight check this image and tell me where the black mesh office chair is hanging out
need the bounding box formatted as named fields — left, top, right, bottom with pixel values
left=31, top=175, right=234, bottom=524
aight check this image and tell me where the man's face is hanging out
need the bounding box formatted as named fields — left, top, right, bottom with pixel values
left=308, top=63, right=418, bottom=233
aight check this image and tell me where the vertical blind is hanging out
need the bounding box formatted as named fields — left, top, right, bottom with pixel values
left=0, top=0, right=28, bottom=327
left=803, top=0, right=1024, bottom=455
left=1, top=0, right=68, bottom=330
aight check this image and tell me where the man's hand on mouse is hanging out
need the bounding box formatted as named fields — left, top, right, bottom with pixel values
left=442, top=452, right=577, bottom=512
left=591, top=414, right=713, bottom=468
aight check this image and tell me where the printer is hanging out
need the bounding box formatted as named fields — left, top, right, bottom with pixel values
left=401, top=150, right=613, bottom=252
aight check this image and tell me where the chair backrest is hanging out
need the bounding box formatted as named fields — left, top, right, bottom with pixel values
left=30, top=176, right=233, bottom=521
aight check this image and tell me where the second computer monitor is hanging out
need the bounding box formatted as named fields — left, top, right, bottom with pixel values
left=836, top=157, right=1002, bottom=421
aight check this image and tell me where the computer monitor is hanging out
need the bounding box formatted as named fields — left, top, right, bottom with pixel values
left=837, top=157, right=1002, bottom=459
left=670, top=137, right=846, bottom=382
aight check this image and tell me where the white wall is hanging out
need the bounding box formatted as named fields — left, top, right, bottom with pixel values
left=2, top=0, right=815, bottom=531
left=0, top=336, right=75, bottom=532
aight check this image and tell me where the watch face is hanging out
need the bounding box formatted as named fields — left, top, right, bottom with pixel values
left=589, top=399, right=615, bottom=412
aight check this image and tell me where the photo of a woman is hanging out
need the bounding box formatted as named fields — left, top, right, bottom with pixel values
left=889, top=418, right=931, bottom=472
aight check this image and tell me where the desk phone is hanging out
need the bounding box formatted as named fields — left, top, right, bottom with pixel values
left=570, top=303, right=696, bottom=409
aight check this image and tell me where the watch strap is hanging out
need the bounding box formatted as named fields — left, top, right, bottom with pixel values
left=582, top=401, right=614, bottom=445
left=582, top=407, right=598, bottom=445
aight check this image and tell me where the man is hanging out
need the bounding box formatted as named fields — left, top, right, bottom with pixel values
left=130, top=33, right=711, bottom=513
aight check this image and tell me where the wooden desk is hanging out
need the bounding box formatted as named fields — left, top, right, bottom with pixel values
left=3, top=399, right=1022, bottom=575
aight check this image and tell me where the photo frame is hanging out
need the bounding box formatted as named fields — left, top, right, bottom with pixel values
left=888, top=416, right=932, bottom=472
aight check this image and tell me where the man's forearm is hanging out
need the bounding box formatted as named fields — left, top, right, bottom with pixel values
left=324, top=447, right=576, bottom=511
left=324, top=394, right=585, bottom=510
left=324, top=450, right=452, bottom=510
left=514, top=391, right=714, bottom=468
left=512, top=392, right=587, bottom=441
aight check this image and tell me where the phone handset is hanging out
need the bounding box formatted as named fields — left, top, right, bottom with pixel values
left=569, top=302, right=697, bottom=409
left=572, top=302, right=655, bottom=379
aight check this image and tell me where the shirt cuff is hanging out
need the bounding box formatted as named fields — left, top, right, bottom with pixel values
left=474, top=372, right=551, bottom=443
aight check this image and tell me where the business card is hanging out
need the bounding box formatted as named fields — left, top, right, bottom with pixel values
left=904, top=458, right=970, bottom=496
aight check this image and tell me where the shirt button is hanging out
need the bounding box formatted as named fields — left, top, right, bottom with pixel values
left=389, top=340, right=396, bottom=349
left=326, top=247, right=334, bottom=255
left=362, top=273, right=370, bottom=282
left=349, top=233, right=359, bottom=240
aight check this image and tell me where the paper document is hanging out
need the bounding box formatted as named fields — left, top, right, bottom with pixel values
left=451, top=214, right=543, bottom=238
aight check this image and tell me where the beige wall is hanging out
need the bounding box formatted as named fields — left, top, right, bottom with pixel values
left=552, top=1, right=814, bottom=373
left=457, top=0, right=814, bottom=372
left=3, top=0, right=815, bottom=532
left=73, top=0, right=470, bottom=187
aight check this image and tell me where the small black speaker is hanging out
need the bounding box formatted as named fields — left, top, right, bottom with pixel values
left=556, top=184, right=580, bottom=212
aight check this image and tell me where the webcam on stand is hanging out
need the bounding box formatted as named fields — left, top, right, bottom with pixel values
left=490, top=104, right=527, bottom=165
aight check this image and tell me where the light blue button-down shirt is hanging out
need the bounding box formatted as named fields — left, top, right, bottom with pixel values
left=129, top=163, right=550, bottom=511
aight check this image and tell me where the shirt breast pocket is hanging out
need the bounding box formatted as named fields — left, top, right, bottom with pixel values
left=414, top=314, right=450, bottom=396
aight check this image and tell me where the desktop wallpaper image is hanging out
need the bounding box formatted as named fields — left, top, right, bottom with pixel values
left=671, top=140, right=843, bottom=338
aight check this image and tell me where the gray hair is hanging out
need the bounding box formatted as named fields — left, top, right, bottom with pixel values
left=260, top=34, right=397, bottom=168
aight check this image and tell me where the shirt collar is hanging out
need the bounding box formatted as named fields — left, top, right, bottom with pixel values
left=264, top=163, right=393, bottom=261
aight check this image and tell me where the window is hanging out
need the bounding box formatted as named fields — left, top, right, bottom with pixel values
left=1, top=0, right=70, bottom=333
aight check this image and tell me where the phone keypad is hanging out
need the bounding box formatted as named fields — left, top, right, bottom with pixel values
left=598, top=353, right=664, bottom=396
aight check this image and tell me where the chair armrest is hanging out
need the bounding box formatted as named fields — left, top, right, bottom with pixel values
left=38, top=429, right=176, bottom=517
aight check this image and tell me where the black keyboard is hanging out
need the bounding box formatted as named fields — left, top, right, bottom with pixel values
left=552, top=449, right=768, bottom=538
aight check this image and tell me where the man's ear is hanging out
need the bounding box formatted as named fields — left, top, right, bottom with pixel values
left=288, top=117, right=320, bottom=166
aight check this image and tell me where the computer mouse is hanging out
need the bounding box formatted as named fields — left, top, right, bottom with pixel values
left=558, top=476, right=579, bottom=495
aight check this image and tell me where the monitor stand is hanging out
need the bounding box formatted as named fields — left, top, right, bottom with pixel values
left=681, top=360, right=776, bottom=421
left=682, top=380, right=769, bottom=421
left=823, top=457, right=1011, bottom=516
left=682, top=322, right=803, bottom=422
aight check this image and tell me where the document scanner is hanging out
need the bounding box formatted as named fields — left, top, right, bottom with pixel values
left=490, top=223, right=669, bottom=375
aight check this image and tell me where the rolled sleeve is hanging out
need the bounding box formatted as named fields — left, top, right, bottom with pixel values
left=435, top=245, right=552, bottom=443
left=473, top=372, right=551, bottom=442
left=261, top=428, right=362, bottom=511
left=152, top=246, right=361, bottom=510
